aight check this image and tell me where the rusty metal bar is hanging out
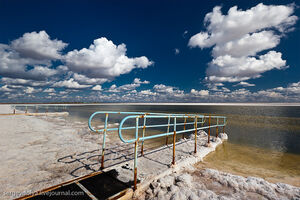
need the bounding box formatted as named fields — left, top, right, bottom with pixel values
left=16, top=171, right=104, bottom=200
left=216, top=117, right=219, bottom=138
left=194, top=116, right=197, bottom=153
left=222, top=117, right=225, bottom=133
left=134, top=141, right=138, bottom=190
left=100, top=113, right=108, bottom=170
left=133, top=117, right=139, bottom=190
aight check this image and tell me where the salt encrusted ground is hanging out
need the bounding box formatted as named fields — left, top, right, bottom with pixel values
left=0, top=104, right=226, bottom=199
left=138, top=168, right=300, bottom=200
left=0, top=105, right=102, bottom=199
left=1, top=104, right=299, bottom=200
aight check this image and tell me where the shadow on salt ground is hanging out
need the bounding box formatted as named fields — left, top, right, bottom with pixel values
left=57, top=138, right=194, bottom=178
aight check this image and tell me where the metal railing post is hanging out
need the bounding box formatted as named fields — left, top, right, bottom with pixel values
left=100, top=113, right=108, bottom=170
left=166, top=115, right=170, bottom=145
left=141, top=115, right=146, bottom=156
left=89, top=112, right=226, bottom=181
left=223, top=118, right=226, bottom=133
left=172, top=117, right=177, bottom=165
left=216, top=117, right=219, bottom=138
left=134, top=117, right=139, bottom=190
left=208, top=116, right=211, bottom=144
left=194, top=116, right=197, bottom=153
left=182, top=117, right=187, bottom=139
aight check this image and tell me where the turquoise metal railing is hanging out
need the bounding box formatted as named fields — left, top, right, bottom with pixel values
left=88, top=111, right=204, bottom=168
left=88, top=111, right=226, bottom=190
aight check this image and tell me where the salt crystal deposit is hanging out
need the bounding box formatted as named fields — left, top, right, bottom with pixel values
left=139, top=168, right=300, bottom=200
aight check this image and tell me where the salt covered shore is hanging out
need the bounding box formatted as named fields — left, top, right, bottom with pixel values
left=0, top=105, right=102, bottom=199
left=138, top=167, right=300, bottom=200
left=1, top=104, right=299, bottom=200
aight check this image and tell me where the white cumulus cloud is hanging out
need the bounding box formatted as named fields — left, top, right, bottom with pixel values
left=190, top=89, right=209, bottom=96
left=64, top=37, right=153, bottom=79
left=206, top=51, right=286, bottom=82
left=139, top=89, right=157, bottom=96
left=11, top=31, right=67, bottom=60
left=153, top=84, right=184, bottom=97
left=234, top=81, right=255, bottom=87
left=0, top=44, right=58, bottom=80
left=1, top=77, right=51, bottom=87
left=108, top=78, right=149, bottom=93
left=0, top=85, right=13, bottom=92
left=52, top=78, right=91, bottom=89
left=25, top=87, right=41, bottom=94
left=92, top=85, right=102, bottom=91
left=43, top=88, right=55, bottom=93
left=72, top=73, right=108, bottom=85
left=189, top=3, right=297, bottom=83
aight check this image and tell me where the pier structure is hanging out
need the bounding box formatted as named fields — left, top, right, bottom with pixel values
left=18, top=111, right=226, bottom=200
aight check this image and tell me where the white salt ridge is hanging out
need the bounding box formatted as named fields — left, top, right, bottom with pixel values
left=140, top=168, right=300, bottom=200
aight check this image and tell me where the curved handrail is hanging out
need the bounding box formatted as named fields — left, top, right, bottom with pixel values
left=117, top=114, right=225, bottom=143
left=87, top=110, right=226, bottom=190
left=88, top=111, right=204, bottom=133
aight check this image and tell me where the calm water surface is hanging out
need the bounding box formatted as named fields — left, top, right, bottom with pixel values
left=17, top=104, right=300, bottom=186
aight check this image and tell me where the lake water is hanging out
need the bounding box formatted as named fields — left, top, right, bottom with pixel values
left=16, top=104, right=300, bottom=186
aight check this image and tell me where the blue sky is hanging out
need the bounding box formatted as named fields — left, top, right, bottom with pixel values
left=0, top=0, right=299, bottom=103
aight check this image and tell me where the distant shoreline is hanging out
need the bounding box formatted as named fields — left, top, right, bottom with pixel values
left=1, top=102, right=300, bottom=106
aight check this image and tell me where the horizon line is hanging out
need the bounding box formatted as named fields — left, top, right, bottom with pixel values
left=2, top=102, right=300, bottom=106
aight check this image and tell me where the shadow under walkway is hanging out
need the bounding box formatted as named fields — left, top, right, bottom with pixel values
left=16, top=170, right=131, bottom=200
